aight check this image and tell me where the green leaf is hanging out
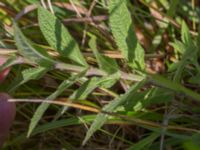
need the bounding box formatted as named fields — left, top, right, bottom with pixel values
left=70, top=73, right=120, bottom=101
left=123, top=88, right=173, bottom=112
left=21, top=67, right=47, bottom=82
left=188, top=73, right=200, bottom=84
left=173, top=41, right=197, bottom=82
left=82, top=79, right=147, bottom=145
left=13, top=22, right=54, bottom=67
left=60, top=73, right=120, bottom=114
left=191, top=134, right=200, bottom=147
left=181, top=21, right=192, bottom=46
left=170, top=40, right=186, bottom=54
left=70, top=77, right=100, bottom=100
left=108, top=0, right=145, bottom=70
left=182, top=140, right=200, bottom=150
left=123, top=91, right=147, bottom=111
left=167, top=0, right=180, bottom=17
left=38, top=6, right=87, bottom=66
left=127, top=132, right=159, bottom=150
left=26, top=0, right=39, bottom=4
left=60, top=77, right=105, bottom=114
left=89, top=35, right=119, bottom=74
left=0, top=55, right=20, bottom=72
left=27, top=71, right=85, bottom=137
left=150, top=74, right=200, bottom=102
left=96, top=72, right=120, bottom=88
left=9, top=66, right=48, bottom=92
left=142, top=88, right=173, bottom=106
left=196, top=27, right=200, bottom=54
left=71, top=74, right=119, bottom=100
left=170, top=22, right=197, bottom=82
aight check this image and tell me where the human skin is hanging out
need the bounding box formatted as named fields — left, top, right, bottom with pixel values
left=0, top=57, right=16, bottom=148
left=0, top=93, right=16, bottom=148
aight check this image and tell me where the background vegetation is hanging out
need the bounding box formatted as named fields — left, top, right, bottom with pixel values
left=0, top=0, right=200, bottom=149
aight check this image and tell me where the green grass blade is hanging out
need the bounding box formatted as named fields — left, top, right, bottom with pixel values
left=7, top=115, right=96, bottom=147
left=32, top=115, right=96, bottom=136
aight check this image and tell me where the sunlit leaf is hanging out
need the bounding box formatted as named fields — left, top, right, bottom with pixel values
left=108, top=0, right=145, bottom=70
left=38, top=6, right=87, bottom=66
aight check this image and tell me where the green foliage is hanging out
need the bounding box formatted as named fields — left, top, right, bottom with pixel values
left=83, top=79, right=147, bottom=145
left=60, top=73, right=120, bottom=115
left=13, top=22, right=54, bottom=67
left=0, top=55, right=19, bottom=72
left=89, top=35, right=119, bottom=74
left=182, top=141, right=200, bottom=150
left=27, top=71, right=86, bottom=137
left=150, top=74, right=200, bottom=102
left=127, top=132, right=159, bottom=150
left=9, top=66, right=48, bottom=92
left=108, top=0, right=145, bottom=70
left=1, top=0, right=200, bottom=149
left=38, top=6, right=88, bottom=66
left=172, top=21, right=198, bottom=82
left=181, top=21, right=192, bottom=46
